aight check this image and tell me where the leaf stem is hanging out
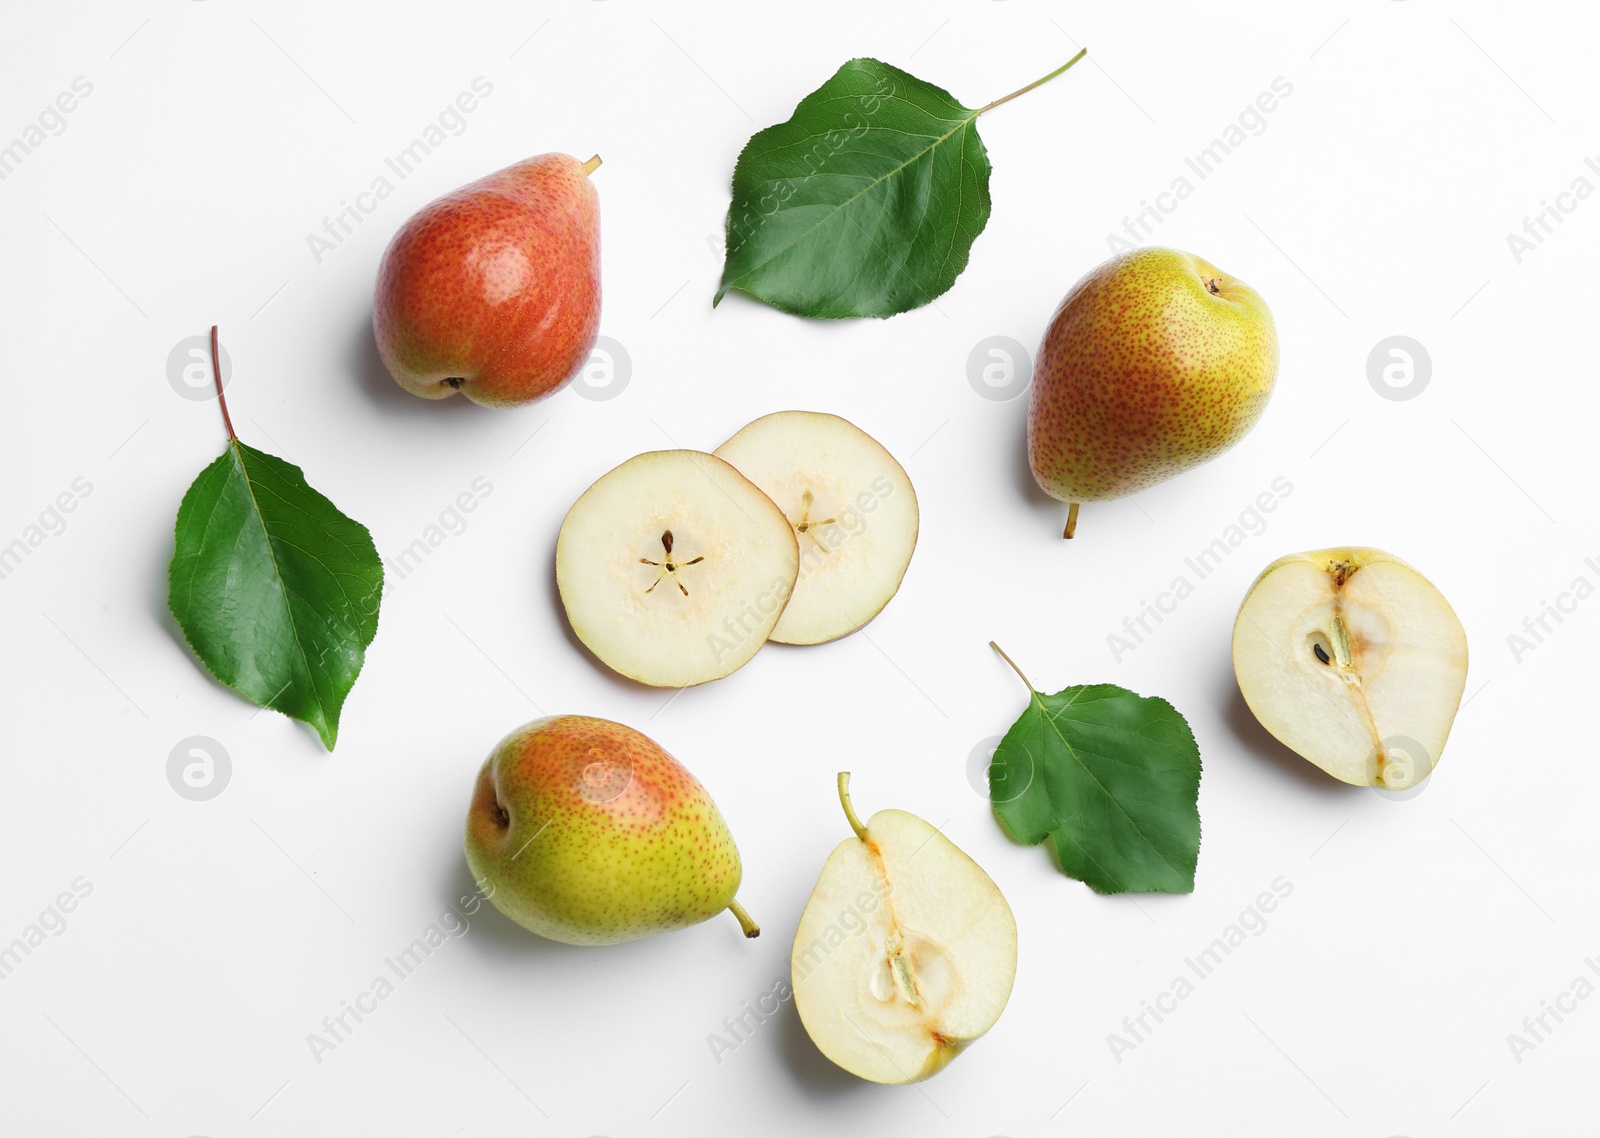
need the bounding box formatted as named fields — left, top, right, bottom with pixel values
left=837, top=771, right=869, bottom=840
left=976, top=48, right=1088, bottom=117
left=989, top=641, right=1037, bottom=693
left=210, top=325, right=237, bottom=442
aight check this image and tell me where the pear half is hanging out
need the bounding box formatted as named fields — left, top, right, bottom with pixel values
left=1232, top=547, right=1468, bottom=788
left=714, top=411, right=918, bottom=644
left=791, top=774, right=1017, bottom=1084
left=556, top=450, right=798, bottom=687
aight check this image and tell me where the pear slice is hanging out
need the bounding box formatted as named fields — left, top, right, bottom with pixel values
left=791, top=773, right=1017, bottom=1084
left=714, top=411, right=918, bottom=645
left=556, top=450, right=798, bottom=687
left=1232, top=547, right=1468, bottom=788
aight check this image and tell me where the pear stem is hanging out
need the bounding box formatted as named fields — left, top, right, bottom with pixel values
left=581, top=154, right=602, bottom=176
left=1063, top=502, right=1080, bottom=540
left=210, top=325, right=237, bottom=442
left=989, top=641, right=1037, bottom=694
left=976, top=48, right=1088, bottom=117
left=837, top=772, right=868, bottom=841
left=727, top=899, right=760, bottom=939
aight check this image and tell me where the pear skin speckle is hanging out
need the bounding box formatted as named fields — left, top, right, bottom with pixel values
left=1027, top=247, right=1278, bottom=504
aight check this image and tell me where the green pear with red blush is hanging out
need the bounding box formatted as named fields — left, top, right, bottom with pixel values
left=374, top=153, right=602, bottom=408
left=1027, top=247, right=1278, bottom=537
left=464, top=716, right=758, bottom=945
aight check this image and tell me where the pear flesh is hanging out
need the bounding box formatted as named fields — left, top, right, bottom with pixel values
left=1028, top=247, right=1278, bottom=536
left=464, top=716, right=758, bottom=945
left=791, top=774, right=1017, bottom=1084
left=714, top=411, right=919, bottom=645
left=556, top=450, right=799, bottom=687
left=1232, top=548, right=1469, bottom=788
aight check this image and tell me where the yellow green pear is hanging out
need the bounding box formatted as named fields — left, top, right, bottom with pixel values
left=464, top=716, right=758, bottom=945
left=1028, top=247, right=1278, bottom=537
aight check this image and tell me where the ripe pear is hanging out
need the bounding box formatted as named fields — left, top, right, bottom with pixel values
left=1028, top=248, right=1278, bottom=537
left=463, top=716, right=758, bottom=945
left=1232, top=547, right=1468, bottom=789
left=374, top=153, right=602, bottom=408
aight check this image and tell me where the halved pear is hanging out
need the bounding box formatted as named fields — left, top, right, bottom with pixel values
left=791, top=773, right=1017, bottom=1084
left=556, top=450, right=798, bottom=687
left=714, top=411, right=918, bottom=645
left=1232, top=547, right=1468, bottom=788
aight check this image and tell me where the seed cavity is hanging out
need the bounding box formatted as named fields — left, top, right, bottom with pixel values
left=639, top=529, right=704, bottom=596
left=792, top=489, right=838, bottom=546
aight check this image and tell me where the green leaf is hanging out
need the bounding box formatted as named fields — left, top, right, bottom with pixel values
left=169, top=440, right=383, bottom=750
left=716, top=53, right=1084, bottom=319
left=988, top=645, right=1201, bottom=894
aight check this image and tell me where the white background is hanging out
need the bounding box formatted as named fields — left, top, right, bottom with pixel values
left=1, top=1, right=1595, bottom=1134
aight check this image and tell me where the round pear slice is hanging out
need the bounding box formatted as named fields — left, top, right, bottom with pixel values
left=1232, top=547, right=1468, bottom=789
left=714, top=411, right=918, bottom=645
left=791, top=774, right=1017, bottom=1084
left=556, top=450, right=798, bottom=687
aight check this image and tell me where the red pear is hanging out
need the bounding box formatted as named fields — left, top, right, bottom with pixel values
left=374, top=153, right=602, bottom=408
